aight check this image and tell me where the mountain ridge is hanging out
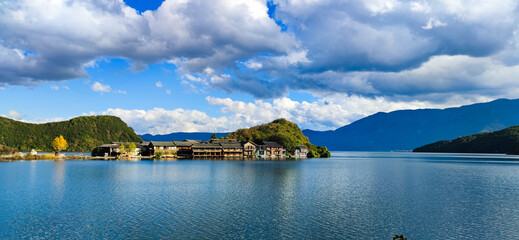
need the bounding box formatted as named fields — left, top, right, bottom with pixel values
left=304, top=98, right=519, bottom=151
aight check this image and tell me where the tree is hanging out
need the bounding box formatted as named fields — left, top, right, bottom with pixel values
left=119, top=143, right=126, bottom=154
left=211, top=133, right=217, bottom=139
left=52, top=135, right=68, bottom=155
left=154, top=151, right=163, bottom=160
left=128, top=142, right=136, bottom=153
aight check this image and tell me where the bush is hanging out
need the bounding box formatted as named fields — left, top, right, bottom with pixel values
left=307, top=146, right=331, bottom=158
left=154, top=151, right=164, bottom=160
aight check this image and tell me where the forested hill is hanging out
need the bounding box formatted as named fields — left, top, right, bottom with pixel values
left=226, top=118, right=331, bottom=157
left=0, top=116, right=142, bottom=152
left=413, top=125, right=519, bottom=154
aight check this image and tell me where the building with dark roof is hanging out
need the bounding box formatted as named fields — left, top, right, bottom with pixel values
left=294, top=145, right=308, bottom=158
left=149, top=141, right=177, bottom=158
left=192, top=143, right=222, bottom=158
left=93, top=143, right=121, bottom=157
left=263, top=141, right=286, bottom=158
left=242, top=141, right=257, bottom=158
left=220, top=142, right=243, bottom=158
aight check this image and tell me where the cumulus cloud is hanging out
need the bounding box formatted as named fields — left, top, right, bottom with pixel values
left=2, top=0, right=519, bottom=104
left=91, top=94, right=483, bottom=134
left=155, top=81, right=163, bottom=88
left=205, top=94, right=483, bottom=130
left=91, top=81, right=112, bottom=93
left=99, top=107, right=233, bottom=134
left=0, top=0, right=295, bottom=86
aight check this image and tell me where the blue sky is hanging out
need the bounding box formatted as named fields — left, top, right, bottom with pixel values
left=0, top=0, right=518, bottom=134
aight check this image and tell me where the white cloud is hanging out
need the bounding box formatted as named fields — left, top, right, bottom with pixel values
left=5, top=110, right=23, bottom=120
left=364, top=0, right=400, bottom=15
left=410, top=1, right=431, bottom=13
left=422, top=17, right=447, bottom=30
left=91, top=81, right=111, bottom=93
left=90, top=94, right=484, bottom=134
left=0, top=0, right=296, bottom=86
left=166, top=89, right=171, bottom=94
left=155, top=81, right=163, bottom=88
left=99, top=107, right=233, bottom=134
left=205, top=94, right=478, bottom=130
left=244, top=60, right=263, bottom=70
left=50, top=86, right=59, bottom=90
left=2, top=0, right=519, bottom=106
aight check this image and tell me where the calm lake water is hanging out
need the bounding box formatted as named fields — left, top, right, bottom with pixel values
left=2, top=152, right=519, bottom=239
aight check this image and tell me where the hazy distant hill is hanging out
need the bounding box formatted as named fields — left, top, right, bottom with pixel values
left=0, top=116, right=142, bottom=152
left=304, top=98, right=519, bottom=151
left=413, top=125, right=519, bottom=154
left=140, top=132, right=229, bottom=141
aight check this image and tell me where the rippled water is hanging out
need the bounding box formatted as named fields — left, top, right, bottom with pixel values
left=2, top=152, right=519, bottom=239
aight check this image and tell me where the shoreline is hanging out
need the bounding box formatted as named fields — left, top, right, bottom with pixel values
left=0, top=154, right=305, bottom=162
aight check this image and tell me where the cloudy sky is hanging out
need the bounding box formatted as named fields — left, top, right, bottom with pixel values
left=0, top=0, right=517, bottom=134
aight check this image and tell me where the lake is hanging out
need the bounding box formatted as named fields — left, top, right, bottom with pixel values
left=1, top=152, right=519, bottom=239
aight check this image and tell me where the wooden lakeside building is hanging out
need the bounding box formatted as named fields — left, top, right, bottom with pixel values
left=263, top=141, right=286, bottom=159
left=93, top=139, right=308, bottom=159
left=192, top=142, right=222, bottom=158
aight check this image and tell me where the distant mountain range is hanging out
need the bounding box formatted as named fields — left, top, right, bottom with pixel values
left=303, top=98, right=519, bottom=151
left=413, top=125, right=519, bottom=154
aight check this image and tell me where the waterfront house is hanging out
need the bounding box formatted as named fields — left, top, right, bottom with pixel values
left=138, top=142, right=152, bottom=156
left=93, top=139, right=288, bottom=160
left=174, top=140, right=199, bottom=158
left=264, top=141, right=286, bottom=158
left=242, top=141, right=257, bottom=158
left=220, top=142, right=243, bottom=158
left=94, top=143, right=121, bottom=157
left=149, top=141, right=177, bottom=158
left=192, top=142, right=222, bottom=158
left=256, top=145, right=267, bottom=158
left=294, top=145, right=308, bottom=158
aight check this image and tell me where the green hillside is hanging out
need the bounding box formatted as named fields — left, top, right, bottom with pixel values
left=226, top=118, right=331, bottom=157
left=413, top=125, right=519, bottom=154
left=0, top=116, right=142, bottom=152
left=0, top=144, right=17, bottom=155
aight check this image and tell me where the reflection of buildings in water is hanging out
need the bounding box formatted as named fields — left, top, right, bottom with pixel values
left=275, top=166, right=298, bottom=224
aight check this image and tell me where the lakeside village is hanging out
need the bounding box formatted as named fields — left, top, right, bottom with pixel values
left=93, top=138, right=309, bottom=160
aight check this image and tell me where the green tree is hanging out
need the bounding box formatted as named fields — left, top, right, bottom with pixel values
left=154, top=151, right=163, bottom=160
left=119, top=143, right=126, bottom=154
left=211, top=133, right=217, bottom=139
left=52, top=135, right=68, bottom=155
left=128, top=142, right=137, bottom=153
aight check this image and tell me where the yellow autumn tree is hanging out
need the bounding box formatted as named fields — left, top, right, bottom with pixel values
left=52, top=135, right=68, bottom=155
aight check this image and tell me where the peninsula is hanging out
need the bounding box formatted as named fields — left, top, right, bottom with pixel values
left=413, top=125, right=519, bottom=154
